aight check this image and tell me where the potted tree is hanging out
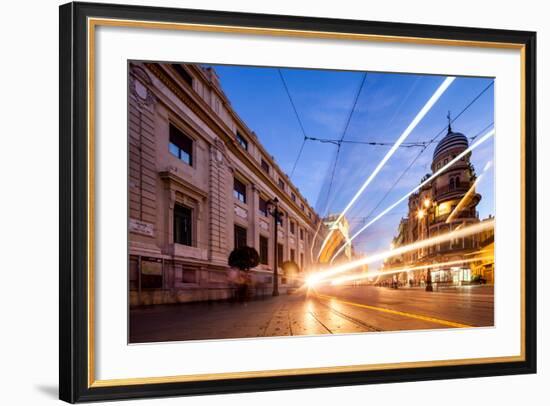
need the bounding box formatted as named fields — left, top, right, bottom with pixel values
left=228, top=246, right=260, bottom=301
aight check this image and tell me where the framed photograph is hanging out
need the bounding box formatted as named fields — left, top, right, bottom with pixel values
left=59, top=2, right=536, bottom=403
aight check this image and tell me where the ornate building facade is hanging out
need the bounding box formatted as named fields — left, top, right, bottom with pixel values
left=387, top=122, right=494, bottom=286
left=128, top=62, right=326, bottom=306
left=317, top=214, right=353, bottom=264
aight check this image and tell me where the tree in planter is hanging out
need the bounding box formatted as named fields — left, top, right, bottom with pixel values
left=228, top=246, right=260, bottom=271
left=228, top=246, right=260, bottom=301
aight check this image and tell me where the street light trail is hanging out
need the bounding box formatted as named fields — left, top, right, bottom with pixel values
left=313, top=292, right=473, bottom=328
left=316, top=76, right=456, bottom=260
left=329, top=256, right=493, bottom=285
left=310, top=220, right=324, bottom=263
left=307, top=219, right=494, bottom=285
left=446, top=161, right=492, bottom=224
left=329, top=127, right=495, bottom=262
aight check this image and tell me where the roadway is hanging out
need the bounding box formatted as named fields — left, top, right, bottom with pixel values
left=129, top=285, right=493, bottom=343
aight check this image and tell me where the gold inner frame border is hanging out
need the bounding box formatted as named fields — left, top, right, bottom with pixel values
left=86, top=17, right=527, bottom=388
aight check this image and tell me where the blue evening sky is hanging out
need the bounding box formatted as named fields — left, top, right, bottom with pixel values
left=208, top=64, right=495, bottom=257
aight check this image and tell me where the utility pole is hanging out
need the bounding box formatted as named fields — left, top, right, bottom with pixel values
left=268, top=197, right=283, bottom=296
left=425, top=198, right=434, bottom=292
left=418, top=198, right=434, bottom=292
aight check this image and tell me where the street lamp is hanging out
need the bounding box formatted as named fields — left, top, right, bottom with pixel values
left=267, top=197, right=284, bottom=296
left=419, top=198, right=434, bottom=292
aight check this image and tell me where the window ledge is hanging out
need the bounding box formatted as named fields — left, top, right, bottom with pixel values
left=168, top=243, right=208, bottom=261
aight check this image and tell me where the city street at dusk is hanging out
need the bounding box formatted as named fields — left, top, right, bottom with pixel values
left=130, top=285, right=493, bottom=343
left=128, top=62, right=495, bottom=343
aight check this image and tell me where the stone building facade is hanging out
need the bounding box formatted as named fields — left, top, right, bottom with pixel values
left=128, top=62, right=325, bottom=306
left=386, top=122, right=494, bottom=286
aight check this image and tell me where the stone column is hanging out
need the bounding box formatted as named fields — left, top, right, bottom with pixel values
left=208, top=140, right=228, bottom=264
left=249, top=184, right=259, bottom=250
left=284, top=212, right=290, bottom=262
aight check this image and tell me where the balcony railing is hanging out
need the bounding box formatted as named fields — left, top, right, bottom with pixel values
left=435, top=181, right=470, bottom=199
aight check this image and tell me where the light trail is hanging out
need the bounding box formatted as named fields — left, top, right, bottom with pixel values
left=446, top=161, right=492, bottom=224
left=307, top=219, right=494, bottom=286
left=312, top=292, right=473, bottom=328
left=310, top=220, right=324, bottom=263
left=316, top=76, right=456, bottom=260
left=329, top=256, right=493, bottom=285
left=329, top=127, right=495, bottom=262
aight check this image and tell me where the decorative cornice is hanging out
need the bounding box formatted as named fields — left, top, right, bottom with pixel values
left=159, top=168, right=209, bottom=200
left=146, top=62, right=319, bottom=229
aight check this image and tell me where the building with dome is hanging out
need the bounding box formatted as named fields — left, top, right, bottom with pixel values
left=385, top=117, right=494, bottom=288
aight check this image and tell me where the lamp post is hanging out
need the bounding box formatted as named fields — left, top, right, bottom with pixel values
left=267, top=197, right=284, bottom=296
left=419, top=197, right=434, bottom=292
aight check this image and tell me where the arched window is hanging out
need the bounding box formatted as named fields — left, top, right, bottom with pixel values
left=449, top=177, right=455, bottom=190
left=455, top=176, right=460, bottom=188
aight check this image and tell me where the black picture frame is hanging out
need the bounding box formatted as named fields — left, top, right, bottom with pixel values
left=59, top=1, right=537, bottom=403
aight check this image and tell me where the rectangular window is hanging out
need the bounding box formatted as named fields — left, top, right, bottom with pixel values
left=300, top=228, right=304, bottom=241
left=233, top=178, right=247, bottom=203
left=278, top=178, right=285, bottom=190
left=260, top=236, right=269, bottom=265
left=234, top=225, right=248, bottom=249
left=169, top=124, right=193, bottom=165
left=277, top=243, right=284, bottom=265
left=291, top=192, right=296, bottom=202
left=300, top=203, right=305, bottom=211
left=259, top=197, right=268, bottom=217
left=174, top=204, right=192, bottom=246
left=171, top=64, right=193, bottom=87
left=236, top=131, right=248, bottom=151
left=290, top=249, right=295, bottom=262
left=300, top=253, right=304, bottom=271
left=261, top=159, right=270, bottom=174
left=290, top=221, right=295, bottom=235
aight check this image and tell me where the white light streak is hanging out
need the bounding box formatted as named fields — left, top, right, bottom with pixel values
left=330, top=127, right=495, bottom=262
left=309, top=219, right=494, bottom=285
left=316, top=76, right=456, bottom=259
left=330, top=256, right=492, bottom=285
left=446, top=160, right=492, bottom=224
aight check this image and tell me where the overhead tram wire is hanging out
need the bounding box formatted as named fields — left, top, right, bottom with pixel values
left=278, top=69, right=308, bottom=139
left=323, top=72, right=368, bottom=213
left=309, top=72, right=367, bottom=262
left=305, top=136, right=429, bottom=148
left=329, top=127, right=495, bottom=262
left=357, top=80, right=495, bottom=226
left=278, top=69, right=310, bottom=179
left=289, top=138, right=307, bottom=178
left=317, top=76, right=456, bottom=261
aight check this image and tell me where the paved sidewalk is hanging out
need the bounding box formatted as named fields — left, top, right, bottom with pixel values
left=129, top=285, right=493, bottom=343
left=129, top=292, right=377, bottom=343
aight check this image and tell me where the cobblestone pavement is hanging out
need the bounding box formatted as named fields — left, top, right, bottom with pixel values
left=129, top=285, right=493, bottom=343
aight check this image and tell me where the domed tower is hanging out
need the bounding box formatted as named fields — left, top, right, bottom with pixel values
left=430, top=116, right=481, bottom=218
left=403, top=115, right=483, bottom=287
